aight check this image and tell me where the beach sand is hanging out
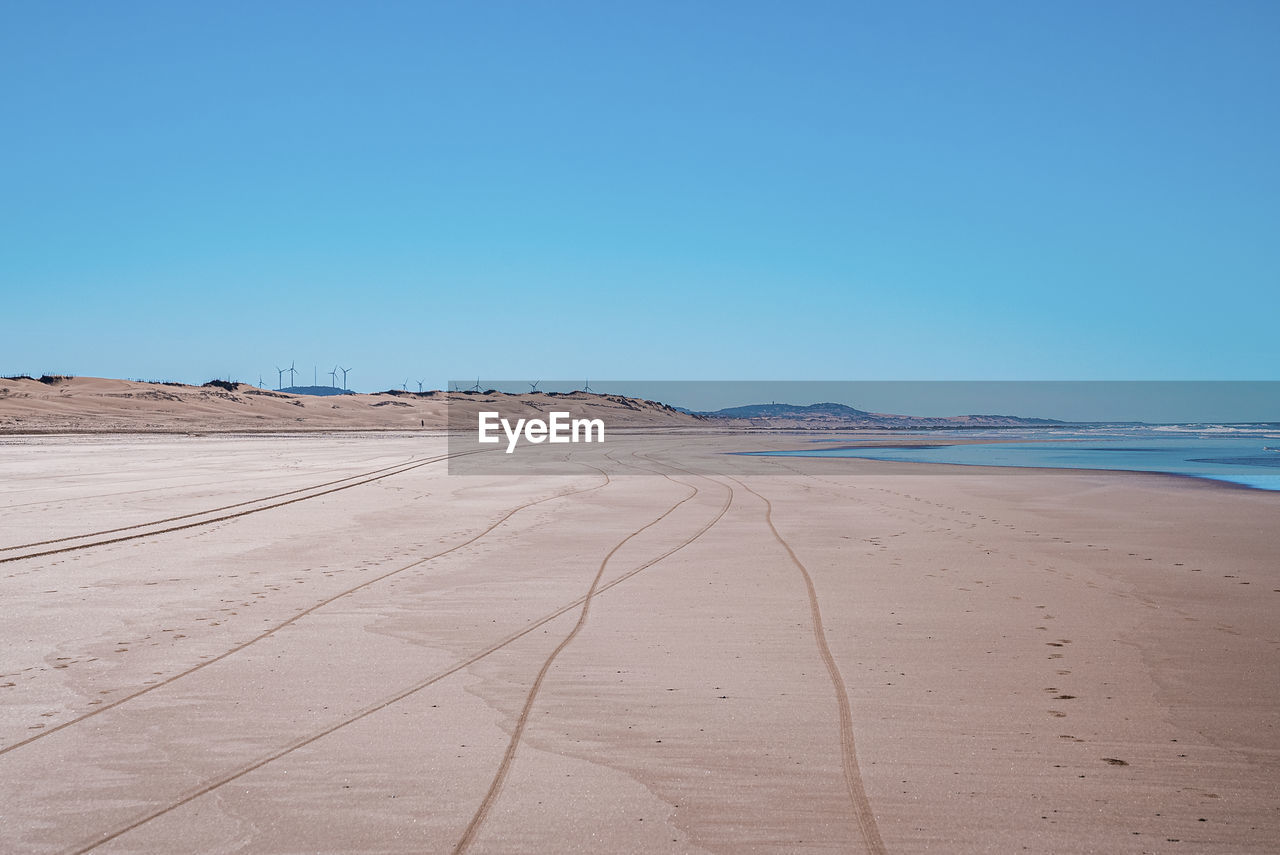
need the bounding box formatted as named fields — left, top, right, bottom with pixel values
left=1, top=432, right=1276, bottom=853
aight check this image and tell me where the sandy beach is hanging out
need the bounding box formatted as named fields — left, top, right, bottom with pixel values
left=10, top=0, right=1276, bottom=850
left=1, top=431, right=1276, bottom=853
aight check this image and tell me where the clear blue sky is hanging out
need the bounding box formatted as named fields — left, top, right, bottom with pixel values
left=3, top=1, right=1277, bottom=392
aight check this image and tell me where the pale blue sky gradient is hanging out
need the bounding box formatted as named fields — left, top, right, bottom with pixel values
left=3, top=2, right=1278, bottom=391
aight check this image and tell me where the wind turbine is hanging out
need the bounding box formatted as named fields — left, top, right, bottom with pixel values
left=470, top=378, right=482, bottom=392
left=416, top=380, right=424, bottom=393
left=582, top=379, right=594, bottom=393
left=339, top=366, right=350, bottom=391
left=328, top=366, right=338, bottom=388
left=274, top=366, right=284, bottom=390
left=529, top=380, right=540, bottom=392
left=287, top=362, right=298, bottom=388
left=402, top=379, right=409, bottom=392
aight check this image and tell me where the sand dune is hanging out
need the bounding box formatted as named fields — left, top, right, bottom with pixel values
left=0, top=376, right=703, bottom=434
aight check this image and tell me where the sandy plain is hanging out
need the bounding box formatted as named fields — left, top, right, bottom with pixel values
left=1, top=431, right=1277, bottom=854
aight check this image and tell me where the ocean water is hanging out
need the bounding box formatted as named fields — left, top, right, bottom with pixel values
left=753, top=424, right=1280, bottom=491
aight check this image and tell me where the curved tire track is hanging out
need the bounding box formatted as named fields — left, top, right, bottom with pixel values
left=730, top=475, right=888, bottom=855
left=1, top=464, right=609, bottom=757
left=1, top=454, right=428, bottom=551
left=452, top=463, right=731, bottom=855
left=0, top=450, right=408, bottom=512
left=0, top=450, right=487, bottom=565
left=64, top=466, right=731, bottom=855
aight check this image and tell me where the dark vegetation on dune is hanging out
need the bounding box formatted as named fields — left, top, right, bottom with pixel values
left=0, top=374, right=76, bottom=385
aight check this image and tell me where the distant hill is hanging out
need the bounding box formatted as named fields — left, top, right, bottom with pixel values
left=699, top=401, right=1063, bottom=429
left=707, top=402, right=874, bottom=420
left=280, top=386, right=355, bottom=397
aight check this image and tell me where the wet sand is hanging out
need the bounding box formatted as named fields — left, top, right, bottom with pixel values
left=1, top=433, right=1277, bottom=853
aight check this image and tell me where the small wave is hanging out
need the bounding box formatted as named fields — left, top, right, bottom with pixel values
left=1150, top=424, right=1280, bottom=437
left=1187, top=456, right=1280, bottom=469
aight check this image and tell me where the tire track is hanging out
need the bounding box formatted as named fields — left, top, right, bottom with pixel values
left=451, top=463, right=731, bottom=855
left=1, top=463, right=609, bottom=757
left=0, top=450, right=487, bottom=565
left=64, top=465, right=731, bottom=855
left=729, top=475, right=888, bottom=855
left=0, top=453, right=432, bottom=553
left=0, top=450, right=403, bottom=511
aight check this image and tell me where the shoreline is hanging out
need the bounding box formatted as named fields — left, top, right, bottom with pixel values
left=5, top=427, right=1279, bottom=495
left=745, top=439, right=1280, bottom=494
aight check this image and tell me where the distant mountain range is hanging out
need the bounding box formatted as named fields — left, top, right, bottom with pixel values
left=692, top=401, right=1063, bottom=428
left=707, top=402, right=874, bottom=419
